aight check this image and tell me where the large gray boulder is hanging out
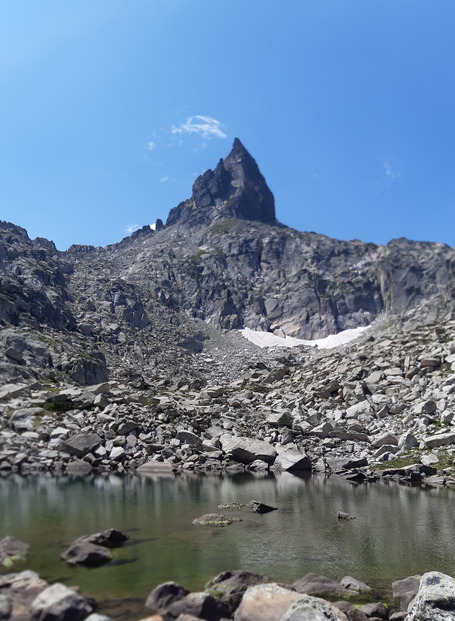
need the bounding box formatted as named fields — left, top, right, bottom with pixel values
left=145, top=581, right=190, bottom=614
left=30, top=583, right=95, bottom=621
left=234, top=583, right=300, bottom=621
left=424, top=433, right=455, bottom=449
left=220, top=434, right=277, bottom=464
left=62, top=351, right=109, bottom=386
left=407, top=571, right=455, bottom=620
left=0, top=570, right=48, bottom=616
left=10, top=407, right=45, bottom=433
left=60, top=433, right=102, bottom=458
left=272, top=447, right=312, bottom=471
left=0, top=383, right=30, bottom=402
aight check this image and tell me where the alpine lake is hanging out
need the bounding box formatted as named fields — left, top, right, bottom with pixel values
left=1, top=470, right=455, bottom=619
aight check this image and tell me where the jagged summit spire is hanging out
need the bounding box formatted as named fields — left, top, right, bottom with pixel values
left=166, top=138, right=276, bottom=228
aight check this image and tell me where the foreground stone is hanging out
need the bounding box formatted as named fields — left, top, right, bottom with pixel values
left=407, top=571, right=455, bottom=620
left=205, top=570, right=270, bottom=615
left=166, top=591, right=228, bottom=620
left=0, top=571, right=48, bottom=618
left=392, top=575, right=421, bottom=612
left=145, top=581, right=190, bottom=615
left=233, top=583, right=301, bottom=621
left=292, top=573, right=354, bottom=598
left=233, top=583, right=347, bottom=621
left=30, top=582, right=95, bottom=621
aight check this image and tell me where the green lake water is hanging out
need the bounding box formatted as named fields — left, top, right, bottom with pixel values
left=1, top=471, right=455, bottom=619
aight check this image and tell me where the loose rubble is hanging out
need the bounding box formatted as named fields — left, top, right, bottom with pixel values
left=1, top=317, right=454, bottom=491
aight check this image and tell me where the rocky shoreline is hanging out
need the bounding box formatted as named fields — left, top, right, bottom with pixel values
left=2, top=551, right=455, bottom=620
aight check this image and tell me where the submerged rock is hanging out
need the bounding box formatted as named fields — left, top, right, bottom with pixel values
left=337, top=512, right=356, bottom=521
left=61, top=541, right=112, bottom=567
left=192, top=513, right=242, bottom=526
left=0, top=536, right=29, bottom=568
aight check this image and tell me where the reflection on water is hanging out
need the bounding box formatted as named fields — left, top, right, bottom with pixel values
left=1, top=472, right=455, bottom=619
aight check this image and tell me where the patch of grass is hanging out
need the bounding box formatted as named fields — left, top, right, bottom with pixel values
left=181, top=250, right=206, bottom=278
left=376, top=452, right=421, bottom=470
left=41, top=399, right=75, bottom=414
left=207, top=218, right=237, bottom=236
left=377, top=449, right=455, bottom=471
left=440, top=362, right=452, bottom=376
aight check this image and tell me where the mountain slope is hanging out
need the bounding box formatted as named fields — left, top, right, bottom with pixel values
left=1, top=138, right=454, bottom=387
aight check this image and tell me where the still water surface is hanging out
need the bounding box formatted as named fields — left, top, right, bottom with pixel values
left=1, top=471, right=455, bottom=619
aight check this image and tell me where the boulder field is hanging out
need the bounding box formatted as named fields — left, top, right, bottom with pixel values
left=1, top=316, right=455, bottom=489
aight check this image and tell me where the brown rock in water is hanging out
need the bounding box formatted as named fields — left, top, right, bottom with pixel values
left=61, top=541, right=112, bottom=567
left=247, top=500, right=278, bottom=514
left=77, top=528, right=128, bottom=548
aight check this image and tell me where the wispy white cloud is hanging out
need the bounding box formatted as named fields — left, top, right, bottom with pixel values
left=160, top=175, right=169, bottom=183
left=146, top=141, right=156, bottom=151
left=171, top=115, right=227, bottom=140
left=384, top=161, right=401, bottom=180
left=126, top=224, right=140, bottom=234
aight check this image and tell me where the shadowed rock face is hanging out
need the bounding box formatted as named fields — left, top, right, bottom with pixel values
left=166, top=138, right=276, bottom=228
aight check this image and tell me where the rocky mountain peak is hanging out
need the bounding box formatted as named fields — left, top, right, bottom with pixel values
left=166, top=138, right=276, bottom=228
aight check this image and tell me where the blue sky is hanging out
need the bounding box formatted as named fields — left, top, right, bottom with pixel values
left=1, top=1, right=454, bottom=250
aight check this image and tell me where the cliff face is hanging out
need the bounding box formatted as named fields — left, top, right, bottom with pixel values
left=1, top=138, right=455, bottom=385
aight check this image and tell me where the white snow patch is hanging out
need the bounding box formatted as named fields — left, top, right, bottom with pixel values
left=240, top=326, right=368, bottom=349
